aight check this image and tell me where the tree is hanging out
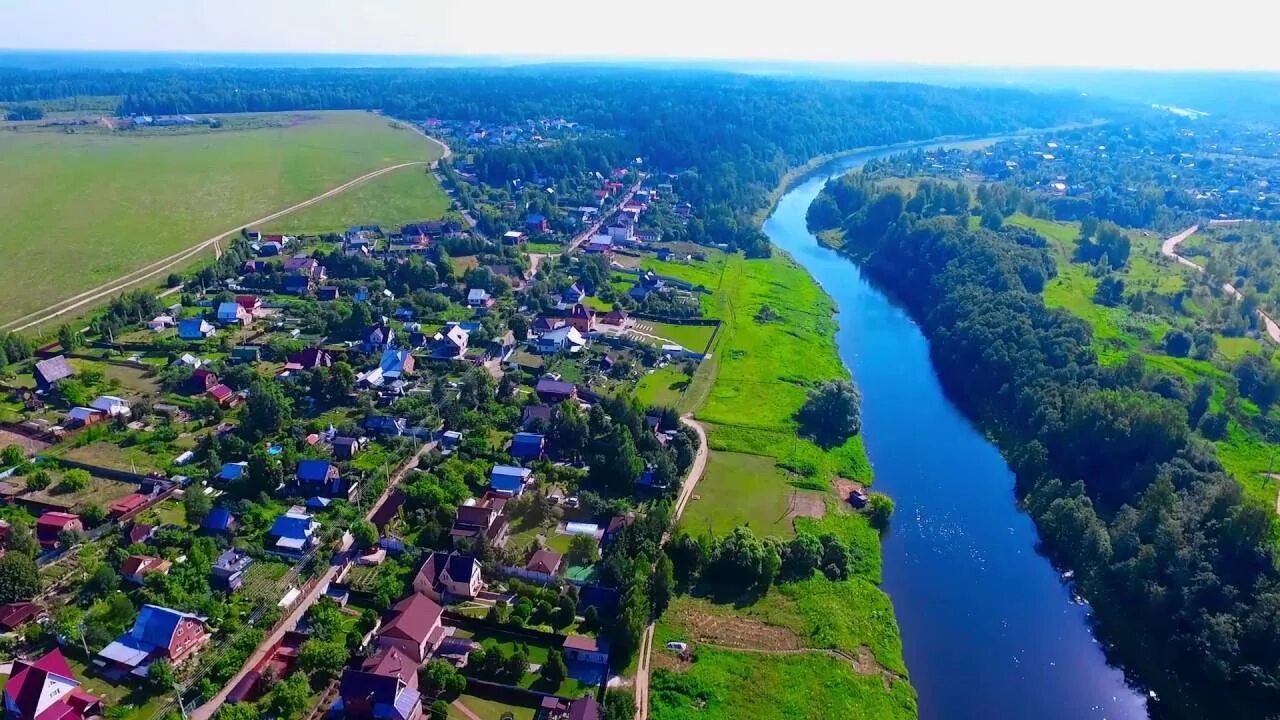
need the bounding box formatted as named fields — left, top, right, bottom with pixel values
left=147, top=659, right=176, bottom=691
left=980, top=208, right=1004, bottom=230
left=242, top=379, right=291, bottom=438
left=0, top=445, right=24, bottom=467
left=650, top=554, right=674, bottom=616
left=0, top=552, right=39, bottom=603
left=215, top=704, right=260, bottom=720
left=59, top=469, right=91, bottom=493
left=419, top=660, right=466, bottom=698
left=589, top=425, right=643, bottom=492
left=509, top=314, right=529, bottom=341
left=566, top=534, right=600, bottom=567
left=85, top=562, right=119, bottom=598
left=503, top=647, right=529, bottom=679
left=4, top=517, right=38, bottom=558
left=58, top=325, right=82, bottom=353
left=541, top=649, right=567, bottom=684
left=266, top=673, right=311, bottom=720
left=51, top=605, right=85, bottom=647
left=603, top=690, right=637, bottom=720
left=80, top=503, right=107, bottom=527
left=797, top=380, right=862, bottom=448
left=1093, top=274, right=1125, bottom=307
left=428, top=700, right=450, bottom=720
left=1162, top=329, right=1192, bottom=357
left=183, top=490, right=213, bottom=526
left=246, top=449, right=284, bottom=496
left=865, top=492, right=895, bottom=531
left=298, top=638, right=347, bottom=681
left=351, top=519, right=378, bottom=549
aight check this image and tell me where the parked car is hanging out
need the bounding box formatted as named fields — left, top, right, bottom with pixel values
left=666, top=641, right=688, bottom=652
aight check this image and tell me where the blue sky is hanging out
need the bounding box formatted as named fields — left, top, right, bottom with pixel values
left=2, top=0, right=1279, bottom=71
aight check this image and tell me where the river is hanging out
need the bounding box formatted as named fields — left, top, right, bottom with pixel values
left=762, top=145, right=1151, bottom=720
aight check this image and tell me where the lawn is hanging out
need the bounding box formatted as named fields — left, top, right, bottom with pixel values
left=61, top=441, right=164, bottom=475
left=453, top=694, right=537, bottom=720
left=451, top=626, right=554, bottom=665
left=138, top=498, right=189, bottom=528
left=647, top=322, right=717, bottom=353
left=63, top=652, right=168, bottom=720
left=634, top=366, right=692, bottom=408
left=263, top=163, right=453, bottom=234
left=0, top=110, right=435, bottom=325
left=19, top=474, right=137, bottom=512
left=680, top=451, right=824, bottom=538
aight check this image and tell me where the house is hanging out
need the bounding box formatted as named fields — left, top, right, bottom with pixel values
left=565, top=304, right=595, bottom=334
left=489, top=465, right=532, bottom=496
left=33, top=356, right=75, bottom=390
left=535, top=326, right=586, bottom=355
left=124, top=522, right=157, bottom=546
left=109, top=494, right=148, bottom=518
left=284, top=274, right=315, bottom=296
left=297, top=460, right=355, bottom=501
left=189, top=368, right=218, bottom=394
left=561, top=283, right=585, bottom=304
left=230, top=346, right=262, bottom=364
left=211, top=549, right=253, bottom=592
left=413, top=551, right=483, bottom=602
left=521, top=404, right=553, bottom=430
left=201, top=508, right=237, bottom=535
left=35, top=512, right=81, bottom=550
left=510, top=432, right=545, bottom=460
left=98, top=605, right=211, bottom=674
left=532, top=316, right=565, bottom=334
left=527, top=548, right=563, bottom=577
left=365, top=325, right=396, bottom=353
left=147, top=315, right=176, bottom=332
left=178, top=319, right=216, bottom=341
left=90, top=395, right=131, bottom=418
left=655, top=248, right=672, bottom=261
left=502, top=230, right=528, bottom=245
left=3, top=649, right=101, bottom=720
left=376, top=593, right=444, bottom=663
left=466, top=288, right=492, bottom=308
left=450, top=497, right=509, bottom=547
left=365, top=416, right=408, bottom=437
left=337, top=646, right=422, bottom=720
left=535, top=377, right=578, bottom=403
left=603, top=307, right=629, bottom=326
left=207, top=384, right=240, bottom=407
left=562, top=635, right=610, bottom=666
left=432, top=325, right=469, bottom=360
left=526, top=213, right=550, bottom=232
left=488, top=330, right=516, bottom=360
left=173, top=353, right=204, bottom=370
left=379, top=350, right=415, bottom=380
left=585, top=236, right=613, bottom=254
left=67, top=407, right=106, bottom=427
left=333, top=436, right=365, bottom=461
left=268, top=510, right=320, bottom=558
left=217, top=302, right=252, bottom=326
left=0, top=602, right=44, bottom=632
left=122, top=555, right=173, bottom=584
left=288, top=348, right=333, bottom=369
left=218, top=462, right=248, bottom=482
left=235, top=295, right=262, bottom=313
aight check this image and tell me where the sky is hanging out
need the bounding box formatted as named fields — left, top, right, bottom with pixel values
left=2, top=0, right=1280, bottom=72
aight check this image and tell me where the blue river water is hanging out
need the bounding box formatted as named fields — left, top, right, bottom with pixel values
left=762, top=147, right=1151, bottom=720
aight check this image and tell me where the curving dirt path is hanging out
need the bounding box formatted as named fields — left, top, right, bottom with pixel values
left=3, top=128, right=452, bottom=334
left=1160, top=225, right=1280, bottom=343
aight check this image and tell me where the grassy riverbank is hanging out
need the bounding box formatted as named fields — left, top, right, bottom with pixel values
left=652, top=166, right=916, bottom=718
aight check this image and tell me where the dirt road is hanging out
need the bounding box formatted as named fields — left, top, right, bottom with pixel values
left=634, top=417, right=709, bottom=720
left=1159, top=225, right=1280, bottom=343
left=568, top=177, right=645, bottom=253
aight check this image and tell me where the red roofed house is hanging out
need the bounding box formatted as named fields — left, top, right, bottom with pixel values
left=0, top=602, right=45, bottom=632
left=109, top=494, right=149, bottom=519
left=413, top=551, right=483, bottom=603
left=189, top=369, right=218, bottom=394
left=122, top=555, right=173, bottom=585
left=526, top=548, right=563, bottom=577
left=35, top=512, right=81, bottom=550
left=565, top=304, right=595, bottom=334
left=3, top=649, right=101, bottom=720
left=207, top=384, right=240, bottom=408
left=235, top=295, right=262, bottom=313
left=375, top=593, right=444, bottom=663
left=562, top=635, right=610, bottom=666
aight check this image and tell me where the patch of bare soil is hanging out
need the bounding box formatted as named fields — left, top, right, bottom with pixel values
left=0, top=428, right=50, bottom=456
left=785, top=490, right=825, bottom=527
left=832, top=477, right=866, bottom=504
left=672, top=607, right=804, bottom=652
left=650, top=648, right=694, bottom=674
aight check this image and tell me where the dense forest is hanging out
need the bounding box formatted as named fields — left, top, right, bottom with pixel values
left=0, top=66, right=1102, bottom=256
left=810, top=175, right=1280, bottom=720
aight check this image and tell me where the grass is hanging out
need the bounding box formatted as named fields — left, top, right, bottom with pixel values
left=20, top=474, right=137, bottom=512
left=0, top=110, right=435, bottom=324
left=138, top=498, right=189, bottom=528
left=453, top=694, right=537, bottom=720
left=634, top=366, right=692, bottom=408
left=61, top=441, right=164, bottom=475
left=451, top=626, right=555, bottom=665
left=647, top=322, right=717, bottom=352
left=681, top=451, right=822, bottom=537
left=63, top=653, right=168, bottom=720
left=262, top=163, right=453, bottom=234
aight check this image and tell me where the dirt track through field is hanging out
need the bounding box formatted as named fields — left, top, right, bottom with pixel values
left=1161, top=224, right=1280, bottom=343
left=2, top=130, right=451, bottom=334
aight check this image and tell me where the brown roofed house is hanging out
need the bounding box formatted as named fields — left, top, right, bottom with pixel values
left=376, top=593, right=444, bottom=662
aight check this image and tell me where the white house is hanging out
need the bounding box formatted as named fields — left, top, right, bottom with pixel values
left=466, top=289, right=492, bottom=308
left=413, top=551, right=483, bottom=602
left=535, top=325, right=586, bottom=354
left=90, top=395, right=131, bottom=418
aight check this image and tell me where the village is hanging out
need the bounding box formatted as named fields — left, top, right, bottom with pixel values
left=0, top=153, right=718, bottom=720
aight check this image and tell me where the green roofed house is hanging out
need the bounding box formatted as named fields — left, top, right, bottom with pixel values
left=230, top=346, right=262, bottom=364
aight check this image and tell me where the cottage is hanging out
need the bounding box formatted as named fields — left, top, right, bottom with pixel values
left=433, top=325, right=469, bottom=359
left=67, top=407, right=106, bottom=427
left=365, top=416, right=408, bottom=437
left=561, top=283, right=585, bottom=304
left=33, top=356, right=75, bottom=390
left=466, top=288, right=492, bottom=309
left=124, top=522, right=157, bottom=546
left=0, top=602, right=45, bottom=632
left=565, top=304, right=595, bottom=334
left=288, top=348, right=334, bottom=369
left=510, top=432, right=545, bottom=460
left=218, top=462, right=248, bottom=482
left=562, top=635, right=610, bottom=666
left=376, top=593, right=444, bottom=663
left=488, top=330, right=516, bottom=360
left=211, top=549, right=253, bottom=592
left=379, top=350, right=415, bottom=381
left=90, top=395, right=131, bottom=417
left=173, top=353, right=203, bottom=370
left=188, top=369, right=218, bottom=394
left=35, top=512, right=81, bottom=550
left=122, top=555, right=173, bottom=584
left=148, top=315, right=176, bottom=332
left=178, top=319, right=216, bottom=341
left=201, top=508, right=237, bottom=535
left=413, top=551, right=483, bottom=602
left=527, top=547, right=563, bottom=577
left=489, top=465, right=532, bottom=496
left=109, top=494, right=148, bottom=518
left=297, top=459, right=355, bottom=500
left=521, top=404, right=553, bottom=430
left=98, top=605, right=211, bottom=674
left=230, top=346, right=262, bottom=364
left=365, top=325, right=396, bottom=353
left=333, top=436, right=365, bottom=461
left=3, top=649, right=101, bottom=720
left=535, top=326, right=586, bottom=355
left=535, top=377, right=578, bottom=402
left=337, top=646, right=422, bottom=720
left=207, top=384, right=240, bottom=407
left=450, top=497, right=509, bottom=547
left=268, top=510, right=320, bottom=558
left=217, top=302, right=252, bottom=326
left=502, top=230, right=528, bottom=245
left=585, top=236, right=613, bottom=254
left=526, top=213, right=550, bottom=232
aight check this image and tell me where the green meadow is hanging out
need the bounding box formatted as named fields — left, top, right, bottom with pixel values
left=262, top=163, right=453, bottom=234
left=0, top=111, right=435, bottom=323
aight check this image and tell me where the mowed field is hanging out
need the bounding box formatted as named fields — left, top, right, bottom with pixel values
left=0, top=111, right=437, bottom=325
left=262, top=163, right=453, bottom=234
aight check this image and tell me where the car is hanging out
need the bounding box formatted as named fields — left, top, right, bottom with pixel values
left=665, top=641, right=688, bottom=652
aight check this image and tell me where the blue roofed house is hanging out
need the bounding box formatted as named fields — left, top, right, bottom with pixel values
left=526, top=213, right=549, bottom=232
left=268, top=510, right=320, bottom=558
left=296, top=460, right=356, bottom=501
left=336, top=646, right=422, bottom=720
left=178, top=319, right=215, bottom=341
left=561, top=283, right=585, bottom=304
left=489, top=465, right=532, bottom=497
left=97, top=605, right=211, bottom=676
left=365, top=416, right=408, bottom=437
left=510, top=432, right=545, bottom=461
left=217, top=302, right=251, bottom=326
left=201, top=508, right=236, bottom=535
left=211, top=549, right=253, bottom=592
left=218, top=462, right=248, bottom=482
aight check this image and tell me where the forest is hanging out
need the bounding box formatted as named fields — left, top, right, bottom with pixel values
left=810, top=176, right=1280, bottom=720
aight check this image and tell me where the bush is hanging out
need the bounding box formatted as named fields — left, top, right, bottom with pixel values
left=797, top=380, right=862, bottom=448
left=57, top=469, right=91, bottom=493
left=864, top=492, right=894, bottom=531
left=0, top=553, right=39, bottom=603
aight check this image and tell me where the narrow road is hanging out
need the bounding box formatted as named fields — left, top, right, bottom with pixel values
left=635, top=416, right=708, bottom=720
left=4, top=127, right=452, bottom=334
left=567, top=177, right=645, bottom=253
left=1160, top=225, right=1280, bottom=343
left=188, top=440, right=435, bottom=720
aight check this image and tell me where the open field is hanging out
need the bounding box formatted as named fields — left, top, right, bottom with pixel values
left=262, top=163, right=452, bottom=234
left=0, top=111, right=435, bottom=324
left=681, top=451, right=825, bottom=537
left=647, top=322, right=717, bottom=352
left=453, top=695, right=536, bottom=720
left=634, top=366, right=691, bottom=407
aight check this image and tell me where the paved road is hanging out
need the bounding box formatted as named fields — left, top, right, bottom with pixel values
left=189, top=440, right=435, bottom=720
left=634, top=417, right=709, bottom=720
left=567, top=177, right=645, bottom=253
left=3, top=127, right=452, bottom=334
left=1160, top=225, right=1280, bottom=342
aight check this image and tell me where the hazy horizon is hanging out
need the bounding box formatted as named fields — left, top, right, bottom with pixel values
left=3, top=0, right=1280, bottom=72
